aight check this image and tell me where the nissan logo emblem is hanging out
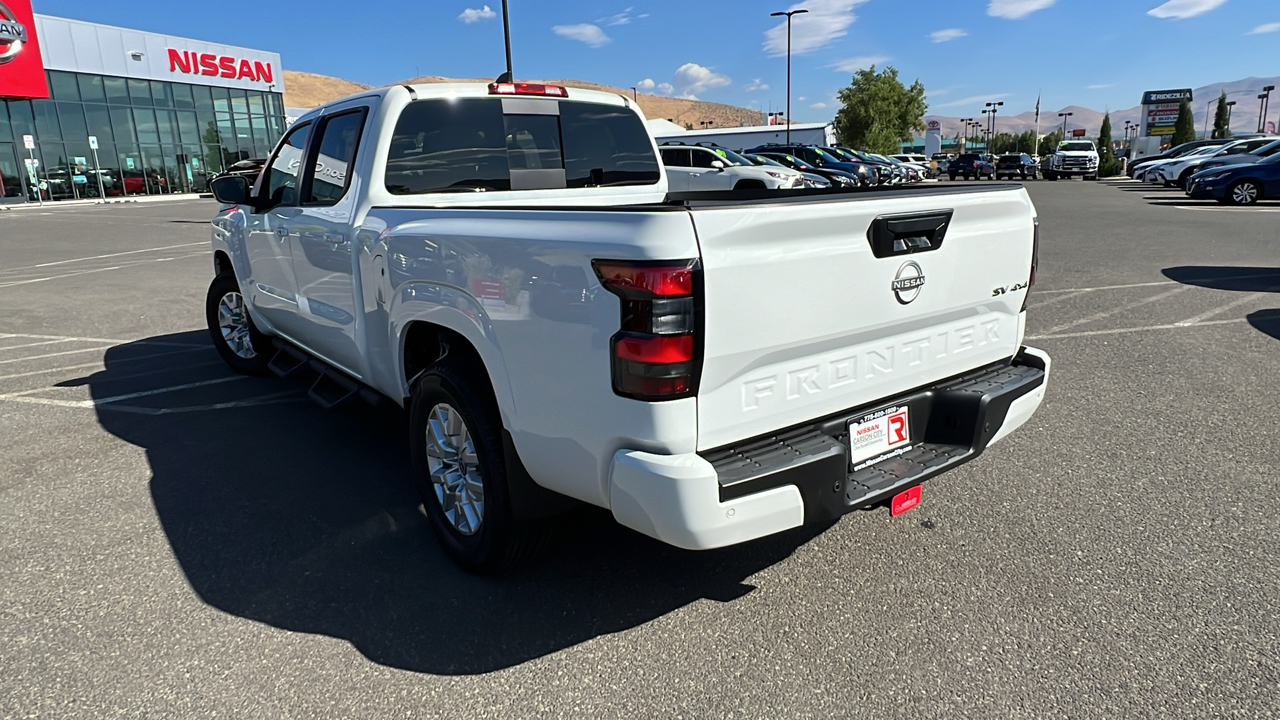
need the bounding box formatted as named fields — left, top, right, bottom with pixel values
left=892, top=261, right=925, bottom=304
left=0, top=1, right=27, bottom=66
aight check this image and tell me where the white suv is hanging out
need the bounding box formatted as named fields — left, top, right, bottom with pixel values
left=659, top=144, right=802, bottom=191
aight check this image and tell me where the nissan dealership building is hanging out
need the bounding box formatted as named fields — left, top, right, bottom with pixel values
left=0, top=0, right=285, bottom=203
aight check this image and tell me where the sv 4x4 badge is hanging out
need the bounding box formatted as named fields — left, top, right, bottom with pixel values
left=991, top=281, right=1029, bottom=297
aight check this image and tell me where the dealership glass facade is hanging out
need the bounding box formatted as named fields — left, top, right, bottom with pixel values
left=0, top=70, right=285, bottom=203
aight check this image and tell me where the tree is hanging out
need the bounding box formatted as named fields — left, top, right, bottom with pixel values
left=1171, top=97, right=1196, bottom=146
left=1097, top=112, right=1121, bottom=176
left=834, top=65, right=927, bottom=154
left=1211, top=91, right=1231, bottom=139
left=1037, top=129, right=1065, bottom=156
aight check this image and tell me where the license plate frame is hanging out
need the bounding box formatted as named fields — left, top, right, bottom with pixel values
left=847, top=404, right=912, bottom=471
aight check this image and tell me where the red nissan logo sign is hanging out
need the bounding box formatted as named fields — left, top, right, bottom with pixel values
left=168, top=49, right=274, bottom=83
left=0, top=0, right=49, bottom=99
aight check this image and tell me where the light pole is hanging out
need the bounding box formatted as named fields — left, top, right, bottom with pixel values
left=498, top=0, right=513, bottom=82
left=770, top=8, right=808, bottom=144
left=1259, top=85, right=1275, bottom=132
left=631, top=86, right=638, bottom=102
left=985, top=101, right=1003, bottom=152
left=1226, top=100, right=1236, bottom=134
left=1059, top=111, right=1073, bottom=136
left=959, top=117, right=972, bottom=148
left=970, top=121, right=981, bottom=148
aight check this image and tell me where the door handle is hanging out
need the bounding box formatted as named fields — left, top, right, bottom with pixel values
left=275, top=227, right=289, bottom=239
left=866, top=210, right=954, bottom=258
left=322, top=233, right=346, bottom=245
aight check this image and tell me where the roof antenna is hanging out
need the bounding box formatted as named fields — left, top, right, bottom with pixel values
left=495, top=0, right=514, bottom=83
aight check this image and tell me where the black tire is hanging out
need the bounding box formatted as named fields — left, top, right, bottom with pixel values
left=949, top=173, right=957, bottom=181
left=1225, top=179, right=1261, bottom=206
left=206, top=273, right=272, bottom=375
left=410, top=358, right=544, bottom=573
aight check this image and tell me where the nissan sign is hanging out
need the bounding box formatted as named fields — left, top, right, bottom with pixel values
left=0, top=0, right=48, bottom=98
left=168, top=49, right=274, bottom=83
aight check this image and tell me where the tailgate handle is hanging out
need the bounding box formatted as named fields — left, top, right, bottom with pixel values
left=867, top=210, right=953, bottom=258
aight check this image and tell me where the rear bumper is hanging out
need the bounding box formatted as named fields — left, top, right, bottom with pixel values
left=608, top=347, right=1051, bottom=550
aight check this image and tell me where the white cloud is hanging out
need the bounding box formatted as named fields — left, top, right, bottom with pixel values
left=457, top=5, right=496, bottom=23
left=598, top=7, right=648, bottom=26
left=930, top=28, right=967, bottom=42
left=672, top=62, right=730, bottom=100
left=987, top=0, right=1057, bottom=19
left=828, top=55, right=890, bottom=73
left=810, top=102, right=828, bottom=109
left=1147, top=0, right=1227, bottom=19
left=1086, top=83, right=1115, bottom=89
left=933, top=92, right=1012, bottom=109
left=745, top=78, right=770, bottom=92
left=656, top=82, right=674, bottom=96
left=763, top=0, right=872, bottom=57
left=1246, top=21, right=1280, bottom=34
left=636, top=78, right=655, bottom=91
left=552, top=24, right=611, bottom=47
left=798, top=96, right=807, bottom=101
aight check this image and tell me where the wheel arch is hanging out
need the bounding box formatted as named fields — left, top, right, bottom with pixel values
left=213, top=250, right=233, bottom=278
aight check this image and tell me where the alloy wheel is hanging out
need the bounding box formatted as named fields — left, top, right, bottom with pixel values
left=425, top=403, right=485, bottom=535
left=216, top=292, right=256, bottom=359
left=1232, top=182, right=1259, bottom=205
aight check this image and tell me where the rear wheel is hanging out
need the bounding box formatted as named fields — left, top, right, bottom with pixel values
left=1226, top=179, right=1260, bottom=206
left=206, top=273, right=272, bottom=375
left=949, top=173, right=957, bottom=181
left=410, top=357, right=544, bottom=573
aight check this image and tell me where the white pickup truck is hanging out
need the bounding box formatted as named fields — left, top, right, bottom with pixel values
left=1041, top=140, right=1100, bottom=181
left=205, top=81, right=1051, bottom=572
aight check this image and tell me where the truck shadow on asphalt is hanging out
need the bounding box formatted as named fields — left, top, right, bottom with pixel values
left=86, top=331, right=826, bottom=675
left=1162, top=266, right=1280, bottom=341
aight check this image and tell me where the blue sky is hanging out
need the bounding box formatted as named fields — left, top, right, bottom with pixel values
left=32, top=0, right=1280, bottom=121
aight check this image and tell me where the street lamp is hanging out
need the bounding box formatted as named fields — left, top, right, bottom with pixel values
left=959, top=117, right=972, bottom=148
left=1259, top=85, right=1275, bottom=132
left=631, top=86, right=638, bottom=102
left=770, top=8, right=808, bottom=144
left=498, top=0, right=513, bottom=82
left=985, top=101, right=1003, bottom=152
left=1059, top=111, right=1073, bottom=136
left=1226, top=100, right=1236, bottom=134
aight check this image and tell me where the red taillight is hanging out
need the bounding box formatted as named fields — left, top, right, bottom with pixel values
left=488, top=82, right=568, bottom=97
left=593, top=259, right=701, bottom=401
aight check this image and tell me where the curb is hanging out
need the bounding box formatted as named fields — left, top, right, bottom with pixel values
left=0, top=193, right=211, bottom=212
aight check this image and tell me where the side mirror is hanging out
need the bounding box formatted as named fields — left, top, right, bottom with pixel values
left=710, top=160, right=726, bottom=170
left=210, top=174, right=252, bottom=206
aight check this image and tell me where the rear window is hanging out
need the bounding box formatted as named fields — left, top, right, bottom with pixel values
left=384, top=97, right=661, bottom=195
left=956, top=154, right=981, bottom=162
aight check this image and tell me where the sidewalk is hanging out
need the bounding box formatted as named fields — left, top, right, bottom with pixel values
left=0, top=193, right=213, bottom=212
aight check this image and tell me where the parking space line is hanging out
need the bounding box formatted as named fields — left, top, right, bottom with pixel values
left=0, top=346, right=212, bottom=382
left=0, top=338, right=76, bottom=352
left=0, top=242, right=204, bottom=275
left=0, top=375, right=247, bottom=406
left=1037, top=280, right=1177, bottom=295
left=100, top=392, right=306, bottom=415
left=1174, top=291, right=1275, bottom=326
left=0, top=253, right=206, bottom=289
left=1028, top=289, right=1089, bottom=308
left=1040, top=285, right=1193, bottom=335
left=1027, top=317, right=1246, bottom=340
left=0, top=346, right=115, bottom=365
left=0, top=331, right=205, bottom=347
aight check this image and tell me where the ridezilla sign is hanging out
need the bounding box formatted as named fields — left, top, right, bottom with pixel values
left=1139, top=88, right=1192, bottom=137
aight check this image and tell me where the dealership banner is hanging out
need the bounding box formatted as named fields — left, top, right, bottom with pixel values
left=1140, top=88, right=1192, bottom=137
left=0, top=0, right=49, bottom=99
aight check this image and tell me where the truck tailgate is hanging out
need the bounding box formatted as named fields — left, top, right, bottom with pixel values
left=690, top=187, right=1036, bottom=451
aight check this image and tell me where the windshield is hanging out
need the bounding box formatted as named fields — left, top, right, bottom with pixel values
left=1059, top=142, right=1095, bottom=152
left=709, top=147, right=755, bottom=166
left=746, top=154, right=786, bottom=167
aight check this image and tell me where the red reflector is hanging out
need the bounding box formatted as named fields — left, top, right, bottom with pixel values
left=594, top=262, right=694, bottom=298
left=487, top=82, right=568, bottom=97
left=890, top=486, right=921, bottom=516
left=615, top=334, right=694, bottom=364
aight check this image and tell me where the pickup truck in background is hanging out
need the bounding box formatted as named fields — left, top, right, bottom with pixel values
left=205, top=81, right=1051, bottom=572
left=1041, top=140, right=1099, bottom=181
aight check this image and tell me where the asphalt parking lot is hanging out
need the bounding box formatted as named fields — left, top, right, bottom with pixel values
left=2, top=180, right=1278, bottom=719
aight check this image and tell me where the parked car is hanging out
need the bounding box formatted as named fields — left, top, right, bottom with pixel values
left=1141, top=144, right=1234, bottom=184
left=1186, top=152, right=1280, bottom=205
left=1040, top=141, right=1099, bottom=181
left=996, top=153, right=1039, bottom=180
left=1128, top=135, right=1266, bottom=178
left=743, top=153, right=835, bottom=188
left=1155, top=136, right=1278, bottom=189
left=205, top=81, right=1050, bottom=572
left=1196, top=138, right=1280, bottom=173
left=745, top=144, right=880, bottom=185
left=659, top=143, right=802, bottom=190
left=949, top=153, right=995, bottom=180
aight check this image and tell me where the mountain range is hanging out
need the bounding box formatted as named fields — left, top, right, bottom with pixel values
left=923, top=76, right=1280, bottom=139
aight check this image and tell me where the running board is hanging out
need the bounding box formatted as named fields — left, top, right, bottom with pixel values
left=307, top=367, right=358, bottom=410
left=268, top=344, right=310, bottom=378
left=270, top=340, right=397, bottom=411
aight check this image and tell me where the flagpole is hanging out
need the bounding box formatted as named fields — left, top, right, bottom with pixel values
left=1034, top=91, right=1041, bottom=150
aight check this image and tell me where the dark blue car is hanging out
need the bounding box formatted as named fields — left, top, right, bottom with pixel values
left=1187, top=153, right=1280, bottom=205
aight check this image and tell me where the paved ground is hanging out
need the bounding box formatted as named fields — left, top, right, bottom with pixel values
left=2, top=182, right=1278, bottom=719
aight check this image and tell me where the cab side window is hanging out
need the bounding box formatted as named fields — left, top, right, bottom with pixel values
left=303, top=108, right=368, bottom=205
left=263, top=122, right=310, bottom=209
left=690, top=149, right=719, bottom=169
left=660, top=148, right=691, bottom=167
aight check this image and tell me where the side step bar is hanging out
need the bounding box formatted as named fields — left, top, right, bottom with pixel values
left=268, top=342, right=393, bottom=411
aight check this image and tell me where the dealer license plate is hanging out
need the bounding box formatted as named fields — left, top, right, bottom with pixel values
left=847, top=406, right=911, bottom=470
